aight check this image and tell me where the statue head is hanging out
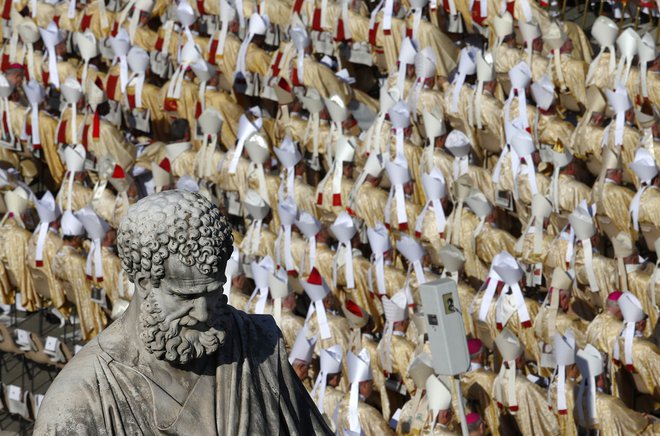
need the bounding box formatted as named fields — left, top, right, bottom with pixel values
left=117, top=190, right=233, bottom=365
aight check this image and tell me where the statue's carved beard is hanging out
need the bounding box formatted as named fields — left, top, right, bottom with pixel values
left=139, top=293, right=226, bottom=365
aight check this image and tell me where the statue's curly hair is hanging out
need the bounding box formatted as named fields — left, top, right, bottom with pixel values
left=117, top=190, right=233, bottom=287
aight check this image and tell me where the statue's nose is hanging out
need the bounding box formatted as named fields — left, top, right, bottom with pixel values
left=189, top=296, right=210, bottom=323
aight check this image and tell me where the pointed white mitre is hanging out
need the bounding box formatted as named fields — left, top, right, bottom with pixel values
left=619, top=291, right=645, bottom=323
left=320, top=344, right=343, bottom=374
left=388, top=100, right=411, bottom=129
left=421, top=168, right=446, bottom=201
left=553, top=330, right=576, bottom=366
left=439, top=244, right=465, bottom=273
left=509, top=61, right=532, bottom=90
left=330, top=211, right=356, bottom=243
left=396, top=234, right=424, bottom=263
left=250, top=256, right=274, bottom=290
left=302, top=267, right=330, bottom=301
left=35, top=191, right=60, bottom=223
left=274, top=135, right=302, bottom=168
left=576, top=344, right=603, bottom=378
left=75, top=205, right=108, bottom=240
left=277, top=196, right=299, bottom=226
left=243, top=190, right=270, bottom=220
left=288, top=328, right=316, bottom=365
left=382, top=291, right=408, bottom=323
left=61, top=210, right=84, bottom=236
left=296, top=212, right=321, bottom=238
left=592, top=16, right=617, bottom=48
left=629, top=148, right=658, bottom=184
left=492, top=251, right=523, bottom=286
left=347, top=348, right=372, bottom=383
left=530, top=75, right=555, bottom=110
left=367, top=222, right=390, bottom=254
left=568, top=201, right=596, bottom=240
left=426, top=374, right=452, bottom=418
left=64, top=144, right=87, bottom=173
left=445, top=130, right=471, bottom=158
left=495, top=327, right=523, bottom=362
left=407, top=352, right=433, bottom=389
left=4, top=187, right=29, bottom=216
left=606, top=84, right=631, bottom=114
left=268, top=267, right=289, bottom=299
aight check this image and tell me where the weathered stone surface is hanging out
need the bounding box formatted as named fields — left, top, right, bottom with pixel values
left=34, top=190, right=331, bottom=435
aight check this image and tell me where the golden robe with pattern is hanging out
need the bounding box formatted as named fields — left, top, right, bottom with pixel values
left=473, top=91, right=505, bottom=156
left=553, top=174, right=592, bottom=217
left=593, top=182, right=634, bottom=235
left=627, top=264, right=660, bottom=331
left=203, top=87, right=242, bottom=146
left=268, top=41, right=350, bottom=103
left=585, top=312, right=623, bottom=356
left=569, top=122, right=604, bottom=167
left=553, top=54, right=588, bottom=109
left=471, top=293, right=540, bottom=363
left=56, top=181, right=93, bottom=213
left=0, top=218, right=38, bottom=311
left=625, top=67, right=660, bottom=111
left=537, top=112, right=574, bottom=150
left=396, top=393, right=428, bottom=435
left=494, top=44, right=523, bottom=77
left=534, top=307, right=588, bottom=349
left=586, top=51, right=615, bottom=90
left=376, top=333, right=416, bottom=395
left=91, top=187, right=132, bottom=230
left=547, top=378, right=577, bottom=436
left=30, top=2, right=74, bottom=30
left=75, top=2, right=115, bottom=39
left=336, top=394, right=395, bottom=436
left=52, top=245, right=107, bottom=341
left=83, top=117, right=136, bottom=172
left=159, top=78, right=199, bottom=131
left=27, top=228, right=67, bottom=314
left=124, top=80, right=167, bottom=140
left=239, top=223, right=277, bottom=260
left=278, top=307, right=305, bottom=353
left=307, top=311, right=352, bottom=394
left=537, top=240, right=611, bottom=315
left=100, top=246, right=127, bottom=306
left=578, top=392, right=654, bottom=435
left=461, top=367, right=505, bottom=436
left=217, top=155, right=253, bottom=202
left=637, top=186, right=660, bottom=232
left=612, top=336, right=660, bottom=401
left=26, top=109, right=65, bottom=186
left=208, top=33, right=271, bottom=81
left=405, top=15, right=458, bottom=78
left=318, top=385, right=345, bottom=432
left=443, top=83, right=478, bottom=156
left=494, top=373, right=560, bottom=436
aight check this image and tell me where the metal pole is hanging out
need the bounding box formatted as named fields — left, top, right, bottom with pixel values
left=582, top=0, right=590, bottom=28
left=619, top=1, right=628, bottom=29
left=454, top=375, right=469, bottom=436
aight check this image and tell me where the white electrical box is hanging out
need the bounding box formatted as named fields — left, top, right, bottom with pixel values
left=419, top=278, right=470, bottom=375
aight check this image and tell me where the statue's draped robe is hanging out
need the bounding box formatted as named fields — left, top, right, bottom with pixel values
left=34, top=307, right=331, bottom=435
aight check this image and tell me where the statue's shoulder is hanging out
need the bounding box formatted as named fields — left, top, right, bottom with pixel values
left=228, top=307, right=283, bottom=360
left=34, top=340, right=105, bottom=433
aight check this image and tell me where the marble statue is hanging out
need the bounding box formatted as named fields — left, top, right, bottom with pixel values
left=34, top=190, right=331, bottom=435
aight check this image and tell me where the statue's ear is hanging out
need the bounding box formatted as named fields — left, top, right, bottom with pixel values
left=134, top=272, right=152, bottom=296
